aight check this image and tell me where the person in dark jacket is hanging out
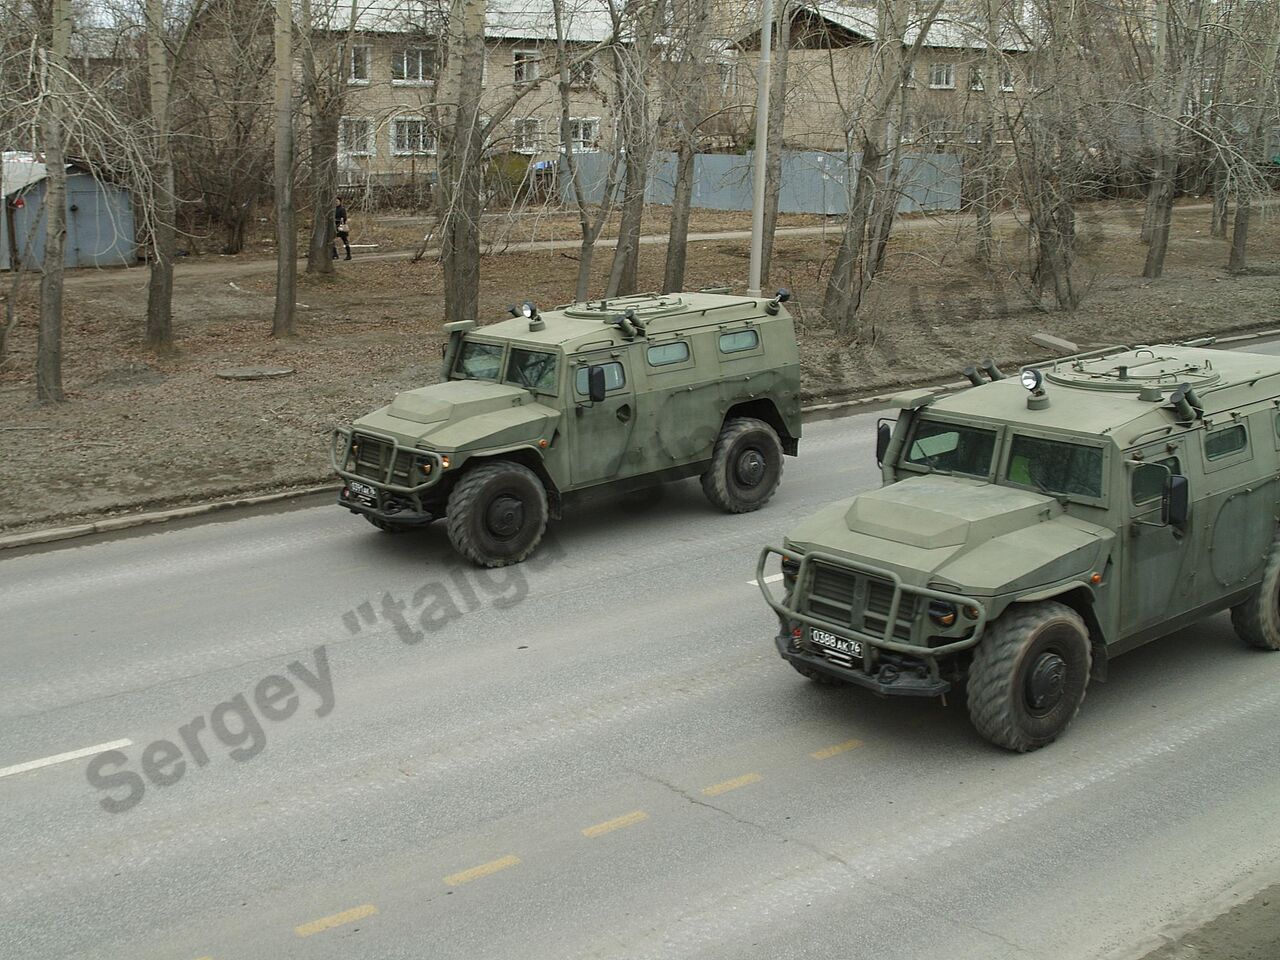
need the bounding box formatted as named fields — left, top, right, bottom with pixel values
left=332, top=198, right=351, bottom=260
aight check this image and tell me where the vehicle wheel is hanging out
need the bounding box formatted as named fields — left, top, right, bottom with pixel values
left=965, top=601, right=1091, bottom=752
left=445, top=461, right=548, bottom=568
left=789, top=660, right=839, bottom=684
left=1230, top=533, right=1280, bottom=650
left=364, top=515, right=414, bottom=534
left=700, top=417, right=783, bottom=514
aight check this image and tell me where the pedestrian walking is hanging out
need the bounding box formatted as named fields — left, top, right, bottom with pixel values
left=333, top=197, right=351, bottom=260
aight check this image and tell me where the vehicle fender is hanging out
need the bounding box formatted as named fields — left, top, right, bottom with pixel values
left=452, top=444, right=561, bottom=514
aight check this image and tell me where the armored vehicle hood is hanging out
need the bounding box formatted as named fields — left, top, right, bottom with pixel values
left=355, top=380, right=559, bottom=449
left=787, top=475, right=1110, bottom=596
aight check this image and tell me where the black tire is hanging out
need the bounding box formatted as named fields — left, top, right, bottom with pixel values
left=789, top=659, right=839, bottom=684
left=445, top=461, right=548, bottom=567
left=700, top=417, right=784, bottom=514
left=966, top=600, right=1091, bottom=752
left=1230, top=533, right=1280, bottom=650
left=364, top=515, right=415, bottom=534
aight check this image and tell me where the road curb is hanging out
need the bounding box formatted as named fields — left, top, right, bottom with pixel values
left=5, top=327, right=1278, bottom=552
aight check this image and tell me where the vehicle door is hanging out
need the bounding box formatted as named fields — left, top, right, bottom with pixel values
left=569, top=351, right=636, bottom=486
left=1121, top=443, right=1193, bottom=635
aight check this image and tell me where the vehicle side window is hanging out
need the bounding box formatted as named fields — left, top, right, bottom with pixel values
left=1131, top=457, right=1181, bottom=505
left=719, top=329, right=759, bottom=354
left=1204, top=423, right=1248, bottom=461
left=574, top=361, right=626, bottom=395
left=647, top=341, right=690, bottom=367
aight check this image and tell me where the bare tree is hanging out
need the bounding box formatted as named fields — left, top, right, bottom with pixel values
left=758, top=0, right=790, bottom=290
left=660, top=0, right=714, bottom=294
left=271, top=0, right=296, bottom=337
left=604, top=0, right=663, bottom=298
left=822, top=0, right=945, bottom=332
left=37, top=0, right=73, bottom=402
left=554, top=0, right=623, bottom=300
left=1226, top=0, right=1280, bottom=274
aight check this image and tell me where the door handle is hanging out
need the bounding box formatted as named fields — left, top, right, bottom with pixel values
left=616, top=404, right=632, bottom=422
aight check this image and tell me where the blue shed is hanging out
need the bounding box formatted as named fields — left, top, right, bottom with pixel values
left=2, top=156, right=137, bottom=270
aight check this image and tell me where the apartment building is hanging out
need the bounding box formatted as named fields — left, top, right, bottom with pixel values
left=730, top=2, right=1033, bottom=154
left=335, top=0, right=617, bottom=186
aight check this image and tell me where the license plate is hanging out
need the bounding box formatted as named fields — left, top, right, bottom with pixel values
left=809, top=628, right=862, bottom=658
left=348, top=481, right=376, bottom=502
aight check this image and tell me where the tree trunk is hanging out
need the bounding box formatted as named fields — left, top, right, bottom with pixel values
left=607, top=146, right=646, bottom=297
left=1210, top=168, right=1229, bottom=238
left=1228, top=201, right=1250, bottom=273
left=662, top=137, right=695, bottom=293
left=759, top=1, right=790, bottom=289
left=271, top=0, right=296, bottom=337
left=1142, top=154, right=1176, bottom=278
left=0, top=167, right=23, bottom=371
left=145, top=0, right=176, bottom=350
left=822, top=137, right=880, bottom=331
left=306, top=106, right=339, bottom=274
left=37, top=0, right=72, bottom=403
left=437, top=0, right=487, bottom=323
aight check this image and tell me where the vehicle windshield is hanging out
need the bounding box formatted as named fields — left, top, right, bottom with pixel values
left=505, top=348, right=558, bottom=394
left=1005, top=434, right=1104, bottom=499
left=902, top=418, right=997, bottom=478
left=455, top=340, right=504, bottom=381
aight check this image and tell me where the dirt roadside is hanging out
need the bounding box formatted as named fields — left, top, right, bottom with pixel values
left=1, top=198, right=1277, bottom=536
left=1138, top=882, right=1280, bottom=960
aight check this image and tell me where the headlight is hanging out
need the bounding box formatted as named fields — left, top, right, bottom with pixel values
left=928, top=601, right=957, bottom=627
left=781, top=556, right=801, bottom=579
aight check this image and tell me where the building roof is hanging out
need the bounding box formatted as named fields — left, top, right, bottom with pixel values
left=348, top=0, right=616, bottom=42
left=2, top=155, right=51, bottom=199
left=737, top=1, right=1031, bottom=52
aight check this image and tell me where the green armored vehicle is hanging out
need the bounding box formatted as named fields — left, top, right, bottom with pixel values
left=759, top=343, right=1280, bottom=751
left=333, top=291, right=801, bottom=566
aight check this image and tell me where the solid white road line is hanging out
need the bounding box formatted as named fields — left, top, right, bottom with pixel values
left=747, top=574, right=785, bottom=587
left=0, top=739, right=132, bottom=780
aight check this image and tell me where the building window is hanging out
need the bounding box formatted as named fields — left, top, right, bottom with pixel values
left=513, top=118, right=541, bottom=153
left=569, top=58, right=595, bottom=88
left=970, top=66, right=984, bottom=91
left=716, top=59, right=738, bottom=95
left=392, top=46, right=436, bottom=84
left=963, top=120, right=982, bottom=143
left=928, top=62, right=955, bottom=89
left=340, top=117, right=373, bottom=156
left=513, top=49, right=539, bottom=85
left=924, top=119, right=950, bottom=143
left=1000, top=64, right=1015, bottom=91
left=349, top=45, right=371, bottom=84
left=392, top=118, right=436, bottom=155
left=898, top=112, right=916, bottom=143
left=568, top=117, right=600, bottom=153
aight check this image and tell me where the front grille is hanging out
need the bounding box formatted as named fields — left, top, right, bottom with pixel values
left=816, top=646, right=857, bottom=669
left=804, top=562, right=918, bottom=643
left=351, top=435, right=415, bottom=485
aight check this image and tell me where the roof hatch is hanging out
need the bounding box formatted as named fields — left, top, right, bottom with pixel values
left=1044, top=351, right=1222, bottom=394
left=563, top=294, right=686, bottom=322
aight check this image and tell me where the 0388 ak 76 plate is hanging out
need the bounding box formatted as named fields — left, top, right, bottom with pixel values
left=348, top=480, right=377, bottom=503
left=809, top=628, right=863, bottom=658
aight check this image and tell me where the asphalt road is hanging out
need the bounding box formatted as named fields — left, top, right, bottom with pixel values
left=5, top=351, right=1280, bottom=960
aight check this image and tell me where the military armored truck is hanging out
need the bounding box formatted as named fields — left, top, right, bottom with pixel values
left=333, top=291, right=801, bottom=567
left=758, top=343, right=1280, bottom=751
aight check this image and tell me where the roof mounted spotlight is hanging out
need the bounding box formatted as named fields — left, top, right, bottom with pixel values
left=765, top=287, right=791, bottom=316
left=963, top=365, right=985, bottom=386
left=507, top=304, right=520, bottom=318
left=1021, top=368, right=1049, bottom=410
left=522, top=301, right=544, bottom=332
left=981, top=358, right=1006, bottom=381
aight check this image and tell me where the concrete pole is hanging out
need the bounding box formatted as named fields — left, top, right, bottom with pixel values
left=746, top=0, right=774, bottom=297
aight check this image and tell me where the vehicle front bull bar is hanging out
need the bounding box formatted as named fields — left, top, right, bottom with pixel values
left=756, top=545, right=988, bottom=658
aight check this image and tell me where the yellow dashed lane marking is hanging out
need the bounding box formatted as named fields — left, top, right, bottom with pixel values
left=701, top=772, right=763, bottom=797
left=811, top=738, right=864, bottom=760
left=582, top=810, right=649, bottom=838
left=444, top=854, right=521, bottom=886
left=294, top=903, right=378, bottom=937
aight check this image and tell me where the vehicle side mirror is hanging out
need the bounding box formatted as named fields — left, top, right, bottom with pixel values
left=588, top=365, right=607, bottom=403
left=1162, top=474, right=1189, bottom=527
left=875, top=422, right=892, bottom=467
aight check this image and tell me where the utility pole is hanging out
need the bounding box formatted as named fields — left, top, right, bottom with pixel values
left=746, top=0, right=773, bottom=297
